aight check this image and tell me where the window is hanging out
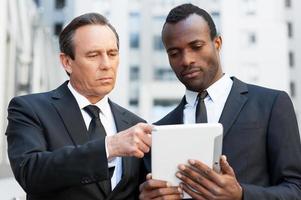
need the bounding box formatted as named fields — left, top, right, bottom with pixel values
left=240, top=31, right=257, bottom=47
left=285, top=0, right=292, bottom=8
left=154, top=68, right=177, bottom=81
left=289, top=51, right=294, bottom=67
left=151, top=99, right=180, bottom=122
left=290, top=81, right=296, bottom=97
left=153, top=15, right=165, bottom=21
left=129, top=66, right=140, bottom=81
left=129, top=12, right=140, bottom=29
left=249, top=33, right=257, bottom=44
left=130, top=33, right=139, bottom=48
left=18, top=83, right=30, bottom=93
left=129, top=99, right=139, bottom=106
left=152, top=15, right=165, bottom=28
left=55, top=0, right=66, bottom=9
left=287, top=22, right=293, bottom=38
left=54, top=23, right=63, bottom=36
left=34, top=0, right=40, bottom=7
left=241, top=0, right=256, bottom=15
left=154, top=99, right=180, bottom=107
left=153, top=35, right=164, bottom=51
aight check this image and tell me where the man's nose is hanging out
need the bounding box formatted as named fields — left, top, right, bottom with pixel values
left=99, top=54, right=111, bottom=69
left=181, top=50, right=195, bottom=67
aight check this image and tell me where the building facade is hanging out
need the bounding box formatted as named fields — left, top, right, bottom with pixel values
left=221, top=0, right=301, bottom=125
left=0, top=0, right=63, bottom=199
left=35, top=0, right=301, bottom=124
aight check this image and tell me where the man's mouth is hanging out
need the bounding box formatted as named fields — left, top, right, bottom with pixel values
left=182, top=69, right=201, bottom=79
left=97, top=77, right=113, bottom=83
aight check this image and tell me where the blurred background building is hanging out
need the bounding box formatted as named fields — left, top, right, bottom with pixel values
left=0, top=0, right=300, bottom=198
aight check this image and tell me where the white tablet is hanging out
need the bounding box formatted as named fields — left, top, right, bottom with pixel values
left=151, top=123, right=223, bottom=198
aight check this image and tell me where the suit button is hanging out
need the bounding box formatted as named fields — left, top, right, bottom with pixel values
left=81, top=177, right=91, bottom=184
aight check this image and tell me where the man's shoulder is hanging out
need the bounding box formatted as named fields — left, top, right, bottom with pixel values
left=10, top=90, right=53, bottom=105
left=231, top=77, right=293, bottom=110
left=247, top=83, right=281, bottom=93
left=154, top=98, right=185, bottom=126
left=155, top=110, right=178, bottom=125
left=9, top=82, right=66, bottom=107
left=246, top=83, right=289, bottom=101
left=233, top=77, right=287, bottom=97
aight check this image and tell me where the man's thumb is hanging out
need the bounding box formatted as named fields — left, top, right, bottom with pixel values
left=220, top=155, right=235, bottom=176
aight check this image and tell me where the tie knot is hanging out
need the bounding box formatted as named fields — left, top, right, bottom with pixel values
left=198, top=90, right=208, bottom=100
left=84, top=105, right=100, bottom=119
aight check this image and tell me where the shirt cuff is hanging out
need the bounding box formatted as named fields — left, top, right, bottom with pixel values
left=105, top=136, right=116, bottom=165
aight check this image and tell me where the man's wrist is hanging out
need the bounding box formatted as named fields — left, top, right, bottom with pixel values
left=105, top=136, right=110, bottom=159
left=106, top=135, right=117, bottom=160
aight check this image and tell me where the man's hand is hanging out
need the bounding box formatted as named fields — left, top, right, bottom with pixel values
left=107, top=123, right=152, bottom=158
left=176, top=155, right=242, bottom=200
left=139, top=173, right=183, bottom=200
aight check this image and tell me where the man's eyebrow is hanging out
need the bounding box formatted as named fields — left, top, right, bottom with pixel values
left=188, top=39, right=205, bottom=45
left=85, top=50, right=98, bottom=54
left=108, top=48, right=119, bottom=52
left=85, top=48, right=118, bottom=54
left=166, top=47, right=179, bottom=53
left=166, top=40, right=205, bottom=52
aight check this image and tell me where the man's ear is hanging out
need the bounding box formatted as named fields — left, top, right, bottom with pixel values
left=214, top=36, right=222, bottom=51
left=60, top=53, right=73, bottom=74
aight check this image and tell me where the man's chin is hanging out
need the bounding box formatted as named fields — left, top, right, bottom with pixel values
left=184, top=81, right=205, bottom=92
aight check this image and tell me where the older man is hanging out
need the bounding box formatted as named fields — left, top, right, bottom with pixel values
left=6, top=13, right=152, bottom=200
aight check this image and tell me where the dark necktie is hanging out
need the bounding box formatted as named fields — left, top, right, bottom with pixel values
left=84, top=105, right=114, bottom=193
left=84, top=105, right=106, bottom=140
left=195, top=91, right=208, bottom=123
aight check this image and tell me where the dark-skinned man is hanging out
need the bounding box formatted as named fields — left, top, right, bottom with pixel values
left=139, top=3, right=301, bottom=200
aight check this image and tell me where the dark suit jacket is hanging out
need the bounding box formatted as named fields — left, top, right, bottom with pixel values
left=146, top=77, right=301, bottom=200
left=6, top=81, right=147, bottom=200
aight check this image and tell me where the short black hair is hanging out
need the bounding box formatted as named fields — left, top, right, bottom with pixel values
left=164, top=3, right=217, bottom=40
left=59, top=12, right=119, bottom=60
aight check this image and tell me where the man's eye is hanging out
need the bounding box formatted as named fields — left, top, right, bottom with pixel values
left=168, top=50, right=179, bottom=57
left=108, top=51, right=118, bottom=57
left=192, top=45, right=202, bottom=50
left=87, top=54, right=98, bottom=58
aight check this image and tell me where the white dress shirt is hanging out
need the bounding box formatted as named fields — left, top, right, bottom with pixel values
left=184, top=74, right=233, bottom=124
left=68, top=82, right=121, bottom=190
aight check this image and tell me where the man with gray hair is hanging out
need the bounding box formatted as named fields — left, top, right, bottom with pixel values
left=6, top=13, right=152, bottom=200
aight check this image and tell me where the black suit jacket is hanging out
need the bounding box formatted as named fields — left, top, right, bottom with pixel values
left=6, top=81, right=147, bottom=200
left=146, top=77, right=301, bottom=199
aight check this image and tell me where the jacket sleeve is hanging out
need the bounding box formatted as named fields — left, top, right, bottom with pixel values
left=6, top=96, right=110, bottom=194
left=242, top=91, right=301, bottom=200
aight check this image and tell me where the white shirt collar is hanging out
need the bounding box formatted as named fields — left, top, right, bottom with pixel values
left=207, top=74, right=232, bottom=103
left=185, top=74, right=232, bottom=106
left=185, top=89, right=199, bottom=107
left=67, top=82, right=111, bottom=116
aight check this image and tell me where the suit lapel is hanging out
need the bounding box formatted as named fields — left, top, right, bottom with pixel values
left=109, top=100, right=132, bottom=181
left=109, top=99, right=131, bottom=132
left=105, top=100, right=132, bottom=196
left=172, top=97, right=186, bottom=124
left=51, top=81, right=89, bottom=145
left=219, top=77, right=248, bottom=136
